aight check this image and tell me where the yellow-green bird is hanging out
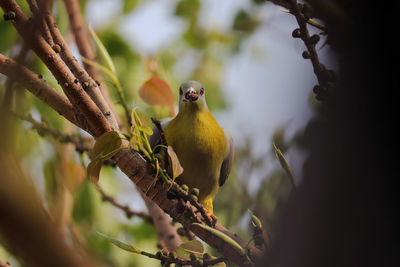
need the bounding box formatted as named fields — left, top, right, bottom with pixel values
left=150, top=80, right=234, bottom=216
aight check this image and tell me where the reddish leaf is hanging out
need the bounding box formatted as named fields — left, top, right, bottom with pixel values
left=139, top=76, right=175, bottom=115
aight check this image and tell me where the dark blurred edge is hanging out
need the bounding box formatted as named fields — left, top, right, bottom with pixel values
left=259, top=1, right=398, bottom=267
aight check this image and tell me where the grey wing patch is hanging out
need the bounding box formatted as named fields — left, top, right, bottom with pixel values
left=149, top=118, right=172, bottom=149
left=219, top=130, right=234, bottom=187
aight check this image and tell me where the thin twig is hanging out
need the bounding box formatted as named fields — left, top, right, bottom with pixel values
left=270, top=0, right=335, bottom=100
left=11, top=111, right=87, bottom=145
left=96, top=185, right=153, bottom=223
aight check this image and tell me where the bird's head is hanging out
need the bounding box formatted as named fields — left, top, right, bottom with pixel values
left=178, top=80, right=208, bottom=112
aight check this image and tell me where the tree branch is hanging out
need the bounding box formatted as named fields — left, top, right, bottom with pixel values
left=112, top=145, right=262, bottom=266
left=62, top=0, right=119, bottom=127
left=35, top=0, right=119, bottom=130
left=139, top=190, right=182, bottom=252
left=270, top=0, right=335, bottom=100
left=0, top=53, right=83, bottom=128
left=0, top=138, right=95, bottom=266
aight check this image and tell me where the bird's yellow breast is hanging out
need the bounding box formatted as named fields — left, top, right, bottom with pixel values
left=164, top=107, right=227, bottom=200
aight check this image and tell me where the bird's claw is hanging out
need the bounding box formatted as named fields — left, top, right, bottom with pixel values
left=205, top=209, right=218, bottom=226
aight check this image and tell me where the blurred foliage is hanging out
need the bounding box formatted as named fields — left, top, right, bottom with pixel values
left=233, top=9, right=260, bottom=34
left=0, top=0, right=309, bottom=266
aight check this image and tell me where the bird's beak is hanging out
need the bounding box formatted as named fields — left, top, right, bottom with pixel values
left=183, top=88, right=199, bottom=102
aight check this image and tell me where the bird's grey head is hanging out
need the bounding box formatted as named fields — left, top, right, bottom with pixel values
left=178, top=80, right=208, bottom=112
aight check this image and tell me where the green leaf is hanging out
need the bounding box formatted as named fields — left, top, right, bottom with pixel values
left=175, top=0, right=200, bottom=19
left=273, top=143, right=295, bottom=188
left=122, top=0, right=139, bottom=14
left=88, top=25, right=116, bottom=73
left=92, top=131, right=123, bottom=161
left=233, top=9, right=259, bottom=33
left=87, top=131, right=123, bottom=184
left=97, top=232, right=142, bottom=254
left=247, top=209, right=262, bottom=229
left=167, top=145, right=184, bottom=180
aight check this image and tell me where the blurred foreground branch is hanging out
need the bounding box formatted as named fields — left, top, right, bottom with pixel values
left=0, top=128, right=95, bottom=266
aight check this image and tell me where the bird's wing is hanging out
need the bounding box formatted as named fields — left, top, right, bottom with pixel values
left=219, top=130, right=234, bottom=187
left=149, top=118, right=172, bottom=149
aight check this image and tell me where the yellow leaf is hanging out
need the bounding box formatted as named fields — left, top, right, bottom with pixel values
left=137, top=125, right=153, bottom=136
left=167, top=145, right=183, bottom=180
left=87, top=159, right=102, bottom=185
left=139, top=76, right=175, bottom=115
left=176, top=240, right=204, bottom=259
left=179, top=240, right=204, bottom=253
left=97, top=232, right=142, bottom=254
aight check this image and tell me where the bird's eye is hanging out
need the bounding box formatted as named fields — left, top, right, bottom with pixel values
left=179, top=87, right=183, bottom=95
left=200, top=87, right=204, bottom=95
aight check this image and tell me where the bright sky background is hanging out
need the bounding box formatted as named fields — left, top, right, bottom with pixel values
left=85, top=0, right=338, bottom=205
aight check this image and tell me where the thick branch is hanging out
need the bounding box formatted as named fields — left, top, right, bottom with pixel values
left=112, top=145, right=262, bottom=266
left=139, top=190, right=182, bottom=252
left=0, top=145, right=95, bottom=266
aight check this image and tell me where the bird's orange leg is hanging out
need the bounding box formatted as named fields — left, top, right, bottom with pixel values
left=202, top=198, right=218, bottom=223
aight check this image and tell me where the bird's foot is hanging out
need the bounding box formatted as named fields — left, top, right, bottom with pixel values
left=204, top=209, right=218, bottom=226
